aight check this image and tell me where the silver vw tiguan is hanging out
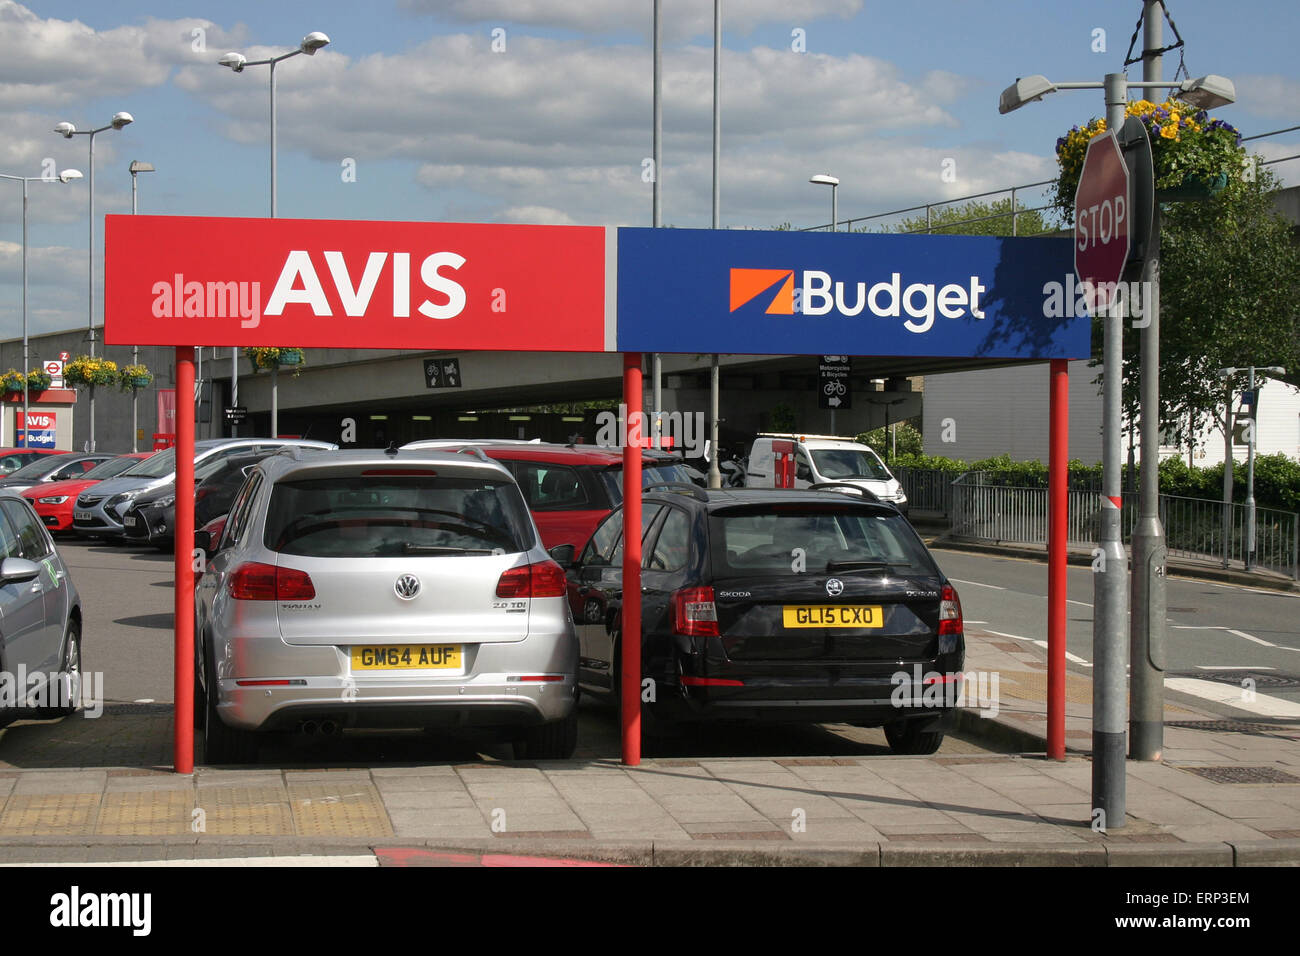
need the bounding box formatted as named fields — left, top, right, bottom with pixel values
left=194, top=446, right=579, bottom=763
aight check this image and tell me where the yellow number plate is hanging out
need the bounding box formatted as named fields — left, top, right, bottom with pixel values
left=782, top=605, right=883, bottom=628
left=351, top=645, right=463, bottom=670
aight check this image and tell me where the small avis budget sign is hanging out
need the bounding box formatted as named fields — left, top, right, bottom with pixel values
left=1074, top=130, right=1130, bottom=315
left=103, top=216, right=608, bottom=351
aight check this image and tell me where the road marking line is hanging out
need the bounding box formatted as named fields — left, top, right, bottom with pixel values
left=1195, top=665, right=1276, bottom=671
left=985, top=631, right=1092, bottom=665
left=1164, top=677, right=1300, bottom=718
left=950, top=578, right=1006, bottom=590
left=1170, top=624, right=1296, bottom=651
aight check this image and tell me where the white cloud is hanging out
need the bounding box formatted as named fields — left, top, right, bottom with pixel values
left=0, top=2, right=241, bottom=109
left=1234, top=75, right=1300, bottom=122
left=401, top=0, right=863, bottom=38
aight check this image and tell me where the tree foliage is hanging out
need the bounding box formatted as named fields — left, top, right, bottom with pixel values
left=1124, top=165, right=1300, bottom=446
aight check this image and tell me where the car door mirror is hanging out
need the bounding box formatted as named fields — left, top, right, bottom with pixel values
left=0, top=557, right=41, bottom=584
left=548, top=543, right=576, bottom=568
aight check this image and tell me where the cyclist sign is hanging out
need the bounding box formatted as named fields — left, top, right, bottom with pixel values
left=819, top=354, right=851, bottom=409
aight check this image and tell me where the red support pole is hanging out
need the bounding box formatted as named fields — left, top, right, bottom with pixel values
left=1047, top=359, right=1068, bottom=760
left=621, top=353, right=643, bottom=766
left=174, top=347, right=196, bottom=773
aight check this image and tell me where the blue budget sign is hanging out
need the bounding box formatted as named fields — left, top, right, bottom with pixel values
left=615, top=228, right=1089, bottom=359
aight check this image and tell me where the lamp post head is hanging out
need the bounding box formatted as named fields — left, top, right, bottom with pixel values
left=299, top=31, right=330, bottom=55
left=218, top=51, right=247, bottom=72
left=809, top=174, right=839, bottom=187
left=53, top=121, right=76, bottom=138
left=58, top=169, right=83, bottom=184
left=1176, top=74, right=1235, bottom=111
left=1217, top=367, right=1239, bottom=378
left=1263, top=366, right=1287, bottom=376
left=110, top=112, right=134, bottom=130
left=998, top=74, right=1057, bottom=114
left=129, top=161, right=155, bottom=175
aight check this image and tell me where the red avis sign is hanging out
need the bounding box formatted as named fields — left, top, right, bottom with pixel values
left=1074, top=131, right=1130, bottom=313
left=104, top=216, right=607, bottom=351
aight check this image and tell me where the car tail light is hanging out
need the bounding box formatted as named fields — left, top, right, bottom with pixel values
left=938, top=584, right=963, bottom=636
left=672, top=586, right=719, bottom=637
left=681, top=675, right=743, bottom=687
left=495, top=561, right=567, bottom=599
left=229, top=562, right=316, bottom=601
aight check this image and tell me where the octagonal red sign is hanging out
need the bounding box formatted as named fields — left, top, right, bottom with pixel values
left=1074, top=130, right=1130, bottom=313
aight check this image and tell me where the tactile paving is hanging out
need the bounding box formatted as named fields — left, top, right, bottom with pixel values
left=288, top=783, right=393, bottom=837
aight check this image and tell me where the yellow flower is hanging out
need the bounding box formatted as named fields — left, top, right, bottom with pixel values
left=1160, top=123, right=1179, bottom=140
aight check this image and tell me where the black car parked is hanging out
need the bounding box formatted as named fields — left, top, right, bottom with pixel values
left=552, top=485, right=965, bottom=754
left=121, top=451, right=273, bottom=548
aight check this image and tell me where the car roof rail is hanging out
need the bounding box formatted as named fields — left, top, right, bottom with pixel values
left=457, top=446, right=493, bottom=464
left=641, top=481, right=709, bottom=502
left=273, top=445, right=306, bottom=461
left=809, top=481, right=881, bottom=502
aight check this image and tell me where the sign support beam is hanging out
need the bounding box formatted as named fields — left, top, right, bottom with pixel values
left=1048, top=359, right=1068, bottom=759
left=621, top=352, right=643, bottom=766
left=174, top=347, right=196, bottom=774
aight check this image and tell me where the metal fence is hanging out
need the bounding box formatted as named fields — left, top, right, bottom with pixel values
left=949, top=471, right=1299, bottom=579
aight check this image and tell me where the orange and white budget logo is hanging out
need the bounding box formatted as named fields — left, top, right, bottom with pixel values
left=729, top=268, right=794, bottom=315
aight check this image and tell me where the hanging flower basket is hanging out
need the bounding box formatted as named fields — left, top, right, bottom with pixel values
left=245, top=347, right=306, bottom=373
left=1, top=369, right=53, bottom=395
left=63, top=355, right=119, bottom=388
left=1052, top=99, right=1246, bottom=220
left=118, top=364, right=154, bottom=390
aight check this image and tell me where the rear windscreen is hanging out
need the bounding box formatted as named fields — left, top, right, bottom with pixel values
left=264, top=475, right=535, bottom=557
left=710, top=507, right=937, bottom=577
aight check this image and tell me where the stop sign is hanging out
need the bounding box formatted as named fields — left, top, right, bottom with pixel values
left=1074, top=130, right=1130, bottom=313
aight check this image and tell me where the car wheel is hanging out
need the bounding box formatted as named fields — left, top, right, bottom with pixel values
left=193, top=647, right=207, bottom=731
left=202, top=655, right=259, bottom=765
left=32, top=620, right=81, bottom=719
left=883, top=718, right=944, bottom=755
left=515, top=712, right=578, bottom=760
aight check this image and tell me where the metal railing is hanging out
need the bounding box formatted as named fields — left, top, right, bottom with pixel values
left=804, top=124, right=1300, bottom=235
left=950, top=471, right=1299, bottom=579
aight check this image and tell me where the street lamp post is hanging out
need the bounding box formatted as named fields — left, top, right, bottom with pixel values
left=1219, top=366, right=1287, bottom=570
left=810, top=174, right=839, bottom=232
left=219, top=31, right=330, bottom=438
left=53, top=112, right=133, bottom=452
left=129, top=161, right=154, bottom=453
left=1, top=169, right=83, bottom=448
left=999, top=53, right=1235, bottom=823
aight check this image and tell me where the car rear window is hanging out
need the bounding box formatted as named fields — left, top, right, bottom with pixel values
left=710, top=506, right=936, bottom=577
left=602, top=463, right=700, bottom=504
left=264, top=475, right=535, bottom=558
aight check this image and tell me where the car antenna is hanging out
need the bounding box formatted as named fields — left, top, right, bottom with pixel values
left=384, top=441, right=399, bottom=457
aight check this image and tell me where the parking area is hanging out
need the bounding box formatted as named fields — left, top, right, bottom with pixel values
left=0, top=539, right=1005, bottom=771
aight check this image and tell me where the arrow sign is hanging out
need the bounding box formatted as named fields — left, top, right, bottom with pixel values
left=1074, top=130, right=1130, bottom=314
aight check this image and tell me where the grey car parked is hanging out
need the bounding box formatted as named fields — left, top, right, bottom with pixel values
left=0, top=491, right=82, bottom=726
left=73, top=437, right=337, bottom=538
left=193, top=446, right=580, bottom=764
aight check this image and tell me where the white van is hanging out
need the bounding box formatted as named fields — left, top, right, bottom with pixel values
left=745, top=433, right=908, bottom=513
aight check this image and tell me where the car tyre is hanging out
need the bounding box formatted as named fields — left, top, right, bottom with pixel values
left=514, top=712, right=578, bottom=760
left=883, top=718, right=944, bottom=755
left=32, top=620, right=81, bottom=719
left=203, top=657, right=259, bottom=765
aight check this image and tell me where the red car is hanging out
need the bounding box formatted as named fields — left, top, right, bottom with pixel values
left=0, top=447, right=61, bottom=476
left=23, top=452, right=154, bottom=533
left=402, top=441, right=701, bottom=553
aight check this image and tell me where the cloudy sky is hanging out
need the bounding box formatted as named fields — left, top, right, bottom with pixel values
left=1, top=0, right=1297, bottom=337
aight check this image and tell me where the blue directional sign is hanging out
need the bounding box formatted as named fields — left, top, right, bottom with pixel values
left=615, top=227, right=1089, bottom=360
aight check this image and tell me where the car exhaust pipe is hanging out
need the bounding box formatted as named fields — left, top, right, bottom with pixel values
left=319, top=720, right=339, bottom=736
left=300, top=720, right=319, bottom=735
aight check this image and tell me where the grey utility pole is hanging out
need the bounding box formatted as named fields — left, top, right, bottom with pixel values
left=1092, top=71, right=1131, bottom=829
left=1129, top=1, right=1169, bottom=764
left=650, top=0, right=663, bottom=450
left=708, top=0, right=723, bottom=490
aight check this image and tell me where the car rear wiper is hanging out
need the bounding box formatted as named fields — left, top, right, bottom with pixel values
left=825, top=560, right=896, bottom=573
left=401, top=544, right=501, bottom=555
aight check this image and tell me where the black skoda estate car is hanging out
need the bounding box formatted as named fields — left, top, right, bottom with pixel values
left=553, top=485, right=966, bottom=754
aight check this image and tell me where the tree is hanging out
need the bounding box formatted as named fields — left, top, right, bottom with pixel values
left=1123, top=165, right=1300, bottom=447
left=884, top=197, right=1055, bottom=237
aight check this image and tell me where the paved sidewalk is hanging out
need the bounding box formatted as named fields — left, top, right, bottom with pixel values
left=1, top=620, right=1299, bottom=866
